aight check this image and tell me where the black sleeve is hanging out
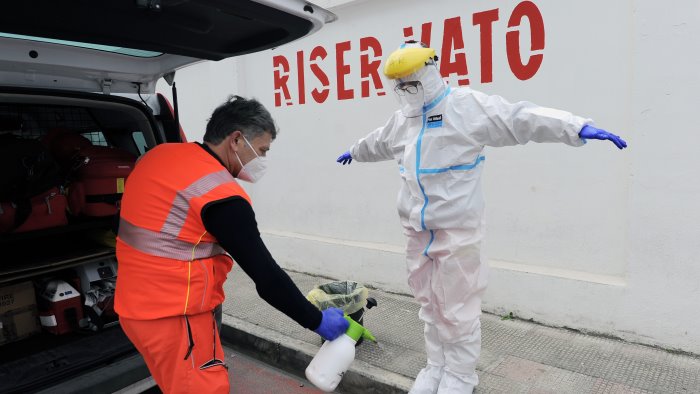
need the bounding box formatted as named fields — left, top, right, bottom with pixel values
left=201, top=197, right=322, bottom=330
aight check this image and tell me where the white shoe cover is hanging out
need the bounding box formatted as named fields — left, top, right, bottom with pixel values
left=437, top=330, right=480, bottom=394
left=408, top=365, right=444, bottom=394
left=437, top=370, right=475, bottom=394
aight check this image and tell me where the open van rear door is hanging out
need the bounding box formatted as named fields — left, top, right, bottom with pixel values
left=0, top=0, right=336, bottom=94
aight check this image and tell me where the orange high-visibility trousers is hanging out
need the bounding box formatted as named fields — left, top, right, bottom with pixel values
left=120, top=311, right=229, bottom=394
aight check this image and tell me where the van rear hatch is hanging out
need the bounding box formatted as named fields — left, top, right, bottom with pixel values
left=0, top=0, right=336, bottom=94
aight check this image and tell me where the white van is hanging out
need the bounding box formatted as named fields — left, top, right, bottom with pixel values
left=0, top=2, right=335, bottom=392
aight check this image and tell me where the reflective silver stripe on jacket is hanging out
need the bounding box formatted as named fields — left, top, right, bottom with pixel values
left=161, top=170, right=235, bottom=237
left=119, top=218, right=225, bottom=261
left=119, top=169, right=235, bottom=261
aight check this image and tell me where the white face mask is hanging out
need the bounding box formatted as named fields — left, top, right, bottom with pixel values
left=395, top=80, right=425, bottom=118
left=234, top=135, right=268, bottom=183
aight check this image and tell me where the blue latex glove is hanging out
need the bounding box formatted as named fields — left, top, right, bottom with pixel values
left=314, top=307, right=349, bottom=341
left=337, top=151, right=352, bottom=165
left=579, top=125, right=628, bottom=149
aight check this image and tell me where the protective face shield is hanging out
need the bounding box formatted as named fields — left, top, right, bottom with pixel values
left=234, top=134, right=268, bottom=183
left=384, top=41, right=437, bottom=80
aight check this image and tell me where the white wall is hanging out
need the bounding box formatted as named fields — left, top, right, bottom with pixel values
left=159, top=0, right=700, bottom=354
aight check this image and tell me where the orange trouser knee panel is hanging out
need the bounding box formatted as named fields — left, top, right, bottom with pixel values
left=120, top=312, right=229, bottom=394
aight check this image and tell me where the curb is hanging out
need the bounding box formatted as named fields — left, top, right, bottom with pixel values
left=220, top=314, right=413, bottom=394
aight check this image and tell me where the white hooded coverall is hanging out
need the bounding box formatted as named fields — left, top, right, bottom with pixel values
left=349, top=64, right=590, bottom=393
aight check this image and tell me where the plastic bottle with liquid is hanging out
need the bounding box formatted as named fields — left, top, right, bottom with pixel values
left=305, top=315, right=376, bottom=392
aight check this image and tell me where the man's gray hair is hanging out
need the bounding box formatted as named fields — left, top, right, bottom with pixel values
left=203, top=95, right=277, bottom=144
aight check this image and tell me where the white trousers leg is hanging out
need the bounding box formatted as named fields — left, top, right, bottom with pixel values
left=438, top=321, right=480, bottom=394
left=405, top=227, right=487, bottom=392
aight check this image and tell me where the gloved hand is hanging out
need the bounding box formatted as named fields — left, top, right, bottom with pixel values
left=337, top=151, right=352, bottom=165
left=579, top=125, right=628, bottom=149
left=314, top=307, right=349, bottom=341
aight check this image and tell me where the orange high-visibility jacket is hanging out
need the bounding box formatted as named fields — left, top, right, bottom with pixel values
left=115, top=143, right=250, bottom=320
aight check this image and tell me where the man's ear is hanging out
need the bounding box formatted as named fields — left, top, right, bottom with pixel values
left=229, top=130, right=243, bottom=147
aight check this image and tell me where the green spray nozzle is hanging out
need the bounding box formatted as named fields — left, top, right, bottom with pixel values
left=344, top=315, right=376, bottom=342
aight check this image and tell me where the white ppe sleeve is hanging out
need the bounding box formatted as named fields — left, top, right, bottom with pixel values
left=466, top=89, right=591, bottom=148
left=349, top=112, right=399, bottom=162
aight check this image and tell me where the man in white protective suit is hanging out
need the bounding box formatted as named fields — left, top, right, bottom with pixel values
left=336, top=41, right=627, bottom=394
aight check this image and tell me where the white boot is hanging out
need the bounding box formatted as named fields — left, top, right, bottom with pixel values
left=409, top=324, right=444, bottom=394
left=437, top=370, right=475, bottom=394
left=409, top=365, right=444, bottom=394
left=437, top=322, right=480, bottom=394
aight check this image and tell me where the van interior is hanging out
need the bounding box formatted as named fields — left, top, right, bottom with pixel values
left=0, top=89, right=176, bottom=393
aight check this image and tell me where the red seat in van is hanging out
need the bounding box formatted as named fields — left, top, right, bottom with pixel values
left=68, top=146, right=136, bottom=217
left=44, top=130, right=137, bottom=217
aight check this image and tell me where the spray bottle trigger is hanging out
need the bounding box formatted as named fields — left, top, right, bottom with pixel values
left=343, top=314, right=376, bottom=342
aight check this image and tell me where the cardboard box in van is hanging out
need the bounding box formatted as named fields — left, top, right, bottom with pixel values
left=0, top=281, right=41, bottom=345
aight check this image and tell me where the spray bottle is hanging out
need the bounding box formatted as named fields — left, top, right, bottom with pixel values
left=305, top=315, right=376, bottom=392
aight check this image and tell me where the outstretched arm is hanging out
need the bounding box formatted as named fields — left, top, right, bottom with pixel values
left=467, top=90, right=593, bottom=148
left=336, top=113, right=399, bottom=165
left=202, top=198, right=348, bottom=341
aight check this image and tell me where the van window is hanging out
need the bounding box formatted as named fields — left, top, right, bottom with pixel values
left=0, top=103, right=145, bottom=158
left=132, top=131, right=148, bottom=155
left=0, top=33, right=162, bottom=57
left=81, top=131, right=108, bottom=146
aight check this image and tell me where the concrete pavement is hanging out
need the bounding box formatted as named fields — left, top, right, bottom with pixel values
left=220, top=265, right=700, bottom=393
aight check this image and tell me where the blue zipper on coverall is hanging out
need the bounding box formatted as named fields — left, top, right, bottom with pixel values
left=415, top=87, right=450, bottom=258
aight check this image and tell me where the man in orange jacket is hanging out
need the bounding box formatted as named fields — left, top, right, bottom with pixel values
left=115, top=96, right=348, bottom=393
